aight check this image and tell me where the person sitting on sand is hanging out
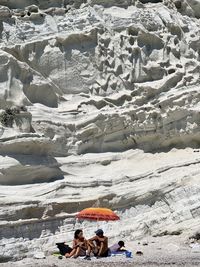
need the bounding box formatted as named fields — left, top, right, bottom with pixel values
left=65, top=229, right=88, bottom=258
left=109, top=241, right=127, bottom=254
left=84, top=229, right=109, bottom=260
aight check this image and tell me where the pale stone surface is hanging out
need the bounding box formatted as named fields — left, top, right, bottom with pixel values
left=0, top=6, right=12, bottom=19
left=0, top=0, right=200, bottom=263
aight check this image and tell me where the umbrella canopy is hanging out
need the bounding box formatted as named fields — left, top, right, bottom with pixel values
left=76, top=207, right=120, bottom=221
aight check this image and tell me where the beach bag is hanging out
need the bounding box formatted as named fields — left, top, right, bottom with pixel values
left=56, top=242, right=73, bottom=256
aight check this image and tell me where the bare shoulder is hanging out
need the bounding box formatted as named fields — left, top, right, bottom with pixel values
left=89, top=235, right=97, bottom=241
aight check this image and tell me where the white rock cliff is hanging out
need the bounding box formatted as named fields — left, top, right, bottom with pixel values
left=0, top=0, right=200, bottom=262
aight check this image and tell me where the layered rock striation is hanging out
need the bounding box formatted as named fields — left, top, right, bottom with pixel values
left=0, top=0, right=200, bottom=262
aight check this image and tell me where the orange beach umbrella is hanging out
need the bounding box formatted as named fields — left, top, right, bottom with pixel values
left=76, top=207, right=120, bottom=221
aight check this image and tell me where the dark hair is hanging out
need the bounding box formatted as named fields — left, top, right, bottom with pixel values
left=95, top=229, right=104, bottom=237
left=118, top=241, right=125, bottom=247
left=74, top=229, right=83, bottom=239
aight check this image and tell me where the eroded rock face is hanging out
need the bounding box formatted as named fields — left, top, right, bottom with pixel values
left=139, top=0, right=163, bottom=3
left=0, top=5, right=12, bottom=19
left=0, top=0, right=200, bottom=262
left=0, top=0, right=63, bottom=9
left=187, top=0, right=200, bottom=18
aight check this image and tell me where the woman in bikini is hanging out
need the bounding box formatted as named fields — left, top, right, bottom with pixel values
left=65, top=229, right=88, bottom=258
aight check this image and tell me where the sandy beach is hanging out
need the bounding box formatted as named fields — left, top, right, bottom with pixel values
left=2, top=253, right=200, bottom=267
left=2, top=236, right=200, bottom=267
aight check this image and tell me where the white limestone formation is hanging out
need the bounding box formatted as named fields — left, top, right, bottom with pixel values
left=0, top=0, right=200, bottom=262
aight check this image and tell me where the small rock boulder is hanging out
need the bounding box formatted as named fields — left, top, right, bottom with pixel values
left=26, top=5, right=39, bottom=13
left=0, top=6, right=12, bottom=20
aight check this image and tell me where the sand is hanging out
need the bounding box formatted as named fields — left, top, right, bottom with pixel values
left=2, top=249, right=200, bottom=267
left=2, top=236, right=200, bottom=267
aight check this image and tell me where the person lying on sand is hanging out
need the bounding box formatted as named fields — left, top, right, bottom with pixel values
left=84, top=229, right=109, bottom=260
left=65, top=229, right=88, bottom=258
left=109, top=241, right=132, bottom=258
left=109, top=241, right=127, bottom=254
